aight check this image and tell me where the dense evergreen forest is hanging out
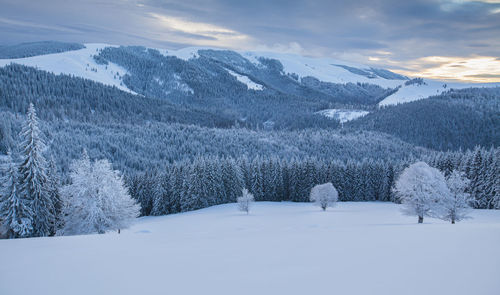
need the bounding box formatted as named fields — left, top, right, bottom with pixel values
left=0, top=41, right=85, bottom=59
left=348, top=88, right=500, bottom=150
left=129, top=146, right=499, bottom=216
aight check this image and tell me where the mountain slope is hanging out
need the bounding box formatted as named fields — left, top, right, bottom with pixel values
left=378, top=78, right=499, bottom=107
left=348, top=88, right=500, bottom=150
left=0, top=43, right=133, bottom=93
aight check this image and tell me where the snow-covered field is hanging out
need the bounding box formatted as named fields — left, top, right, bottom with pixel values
left=316, top=109, right=369, bottom=123
left=1, top=202, right=499, bottom=295
left=226, top=68, right=264, bottom=90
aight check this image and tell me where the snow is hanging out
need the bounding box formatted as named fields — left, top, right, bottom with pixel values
left=160, top=46, right=212, bottom=60
left=379, top=80, right=500, bottom=107
left=162, top=46, right=406, bottom=88
left=1, top=202, right=499, bottom=295
left=316, top=109, right=369, bottom=123
left=172, top=73, right=194, bottom=94
left=226, top=68, right=264, bottom=90
left=240, top=51, right=405, bottom=88
left=0, top=43, right=135, bottom=94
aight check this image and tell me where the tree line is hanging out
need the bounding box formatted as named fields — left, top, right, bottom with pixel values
left=1, top=104, right=498, bottom=239
left=127, top=145, right=499, bottom=217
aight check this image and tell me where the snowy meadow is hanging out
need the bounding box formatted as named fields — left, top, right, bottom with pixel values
left=1, top=202, right=499, bottom=295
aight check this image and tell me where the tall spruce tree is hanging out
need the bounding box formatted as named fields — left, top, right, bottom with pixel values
left=18, top=103, right=53, bottom=237
left=47, top=157, right=62, bottom=235
left=0, top=151, right=33, bottom=238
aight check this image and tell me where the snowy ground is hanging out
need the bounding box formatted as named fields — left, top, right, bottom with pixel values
left=316, top=109, right=369, bottom=123
left=1, top=202, right=499, bottom=295
left=225, top=68, right=264, bottom=90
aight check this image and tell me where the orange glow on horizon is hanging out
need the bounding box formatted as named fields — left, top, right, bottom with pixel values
left=391, top=56, right=500, bottom=83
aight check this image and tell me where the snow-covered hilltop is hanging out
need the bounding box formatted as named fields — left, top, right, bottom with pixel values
left=238, top=50, right=406, bottom=88
left=0, top=44, right=134, bottom=94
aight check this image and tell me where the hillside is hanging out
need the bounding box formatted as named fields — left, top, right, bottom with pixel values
left=1, top=202, right=499, bottom=295
left=348, top=88, right=500, bottom=151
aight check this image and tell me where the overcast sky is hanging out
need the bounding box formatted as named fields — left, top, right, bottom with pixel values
left=1, top=0, right=500, bottom=82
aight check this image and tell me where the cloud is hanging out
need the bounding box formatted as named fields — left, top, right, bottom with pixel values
left=146, top=13, right=254, bottom=48
left=0, top=0, right=499, bottom=81
left=253, top=42, right=306, bottom=55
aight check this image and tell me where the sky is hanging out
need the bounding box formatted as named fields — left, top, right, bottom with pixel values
left=1, top=0, right=500, bottom=82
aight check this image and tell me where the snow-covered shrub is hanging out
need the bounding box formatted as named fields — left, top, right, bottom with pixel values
left=394, top=162, right=450, bottom=223
left=310, top=182, right=338, bottom=211
left=237, top=188, right=254, bottom=214
left=61, top=152, right=140, bottom=235
left=441, top=170, right=473, bottom=224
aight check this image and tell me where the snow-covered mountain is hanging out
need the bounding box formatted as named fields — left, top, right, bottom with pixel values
left=3, top=43, right=496, bottom=108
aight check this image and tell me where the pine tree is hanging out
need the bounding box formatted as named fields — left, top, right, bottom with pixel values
left=250, top=158, right=264, bottom=201
left=468, top=147, right=485, bottom=208
left=0, top=151, right=33, bottom=238
left=491, top=149, right=500, bottom=209
left=47, top=157, right=63, bottom=235
left=182, top=158, right=209, bottom=211
left=18, top=103, right=53, bottom=237
left=150, top=173, right=169, bottom=216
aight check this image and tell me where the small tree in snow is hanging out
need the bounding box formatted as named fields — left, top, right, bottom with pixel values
left=237, top=188, right=254, bottom=214
left=61, top=152, right=140, bottom=235
left=441, top=170, right=472, bottom=224
left=310, top=182, right=338, bottom=211
left=394, top=162, right=449, bottom=223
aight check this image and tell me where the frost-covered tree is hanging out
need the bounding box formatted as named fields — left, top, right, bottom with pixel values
left=310, top=182, right=338, bottom=211
left=441, top=171, right=472, bottom=224
left=237, top=188, right=254, bottom=214
left=394, top=162, right=450, bottom=223
left=47, top=157, right=63, bottom=235
left=61, top=153, right=140, bottom=235
left=0, top=151, right=33, bottom=238
left=18, top=103, right=53, bottom=237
